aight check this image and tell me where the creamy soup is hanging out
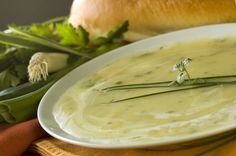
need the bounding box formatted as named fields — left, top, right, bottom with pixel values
left=53, top=38, right=236, bottom=144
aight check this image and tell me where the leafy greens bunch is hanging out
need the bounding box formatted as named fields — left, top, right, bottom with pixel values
left=0, top=17, right=129, bottom=123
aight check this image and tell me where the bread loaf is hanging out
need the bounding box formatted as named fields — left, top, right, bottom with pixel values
left=69, top=0, right=236, bottom=41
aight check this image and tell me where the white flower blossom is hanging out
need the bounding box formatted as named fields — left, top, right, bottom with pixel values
left=182, top=58, right=191, bottom=67
left=172, top=64, right=179, bottom=71
left=176, top=72, right=186, bottom=84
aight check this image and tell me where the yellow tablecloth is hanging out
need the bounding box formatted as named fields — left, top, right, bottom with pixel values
left=28, top=135, right=236, bottom=156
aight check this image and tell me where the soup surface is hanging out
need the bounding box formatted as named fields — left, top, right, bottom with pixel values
left=53, top=38, right=236, bottom=144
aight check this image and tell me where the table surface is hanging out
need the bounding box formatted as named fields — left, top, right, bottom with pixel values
left=28, top=136, right=236, bottom=156
left=1, top=123, right=236, bottom=156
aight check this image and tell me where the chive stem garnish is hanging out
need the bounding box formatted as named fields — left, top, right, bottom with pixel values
left=103, top=58, right=236, bottom=103
left=111, top=84, right=215, bottom=103
left=103, top=75, right=236, bottom=91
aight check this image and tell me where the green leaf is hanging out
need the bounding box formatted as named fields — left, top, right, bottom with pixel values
left=0, top=69, right=20, bottom=90
left=42, top=16, right=68, bottom=25
left=107, top=20, right=129, bottom=40
left=30, top=16, right=68, bottom=40
left=56, top=23, right=80, bottom=46
left=8, top=25, right=92, bottom=58
left=0, top=48, right=15, bottom=73
left=93, top=37, right=108, bottom=46
left=0, top=81, right=52, bottom=123
left=30, top=23, right=56, bottom=39
left=0, top=80, right=49, bottom=101
left=95, top=42, right=126, bottom=56
left=14, top=64, right=27, bottom=80
left=0, top=59, right=86, bottom=123
left=93, top=20, right=129, bottom=45
left=13, top=48, right=35, bottom=64
left=0, top=48, right=34, bottom=83
left=56, top=23, right=89, bottom=47
left=0, top=31, right=49, bottom=50
left=77, top=26, right=89, bottom=47
left=0, top=44, right=5, bottom=52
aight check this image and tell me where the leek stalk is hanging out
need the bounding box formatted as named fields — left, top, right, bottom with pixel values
left=0, top=59, right=85, bottom=123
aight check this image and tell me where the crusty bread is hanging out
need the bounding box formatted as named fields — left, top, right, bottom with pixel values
left=69, top=0, right=236, bottom=41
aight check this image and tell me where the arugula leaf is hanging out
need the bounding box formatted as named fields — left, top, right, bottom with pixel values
left=56, top=23, right=89, bottom=47
left=0, top=69, right=20, bottom=90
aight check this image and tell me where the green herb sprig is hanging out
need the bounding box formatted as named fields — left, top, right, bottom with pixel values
left=103, top=74, right=236, bottom=92
left=171, top=58, right=192, bottom=85
left=103, top=58, right=236, bottom=103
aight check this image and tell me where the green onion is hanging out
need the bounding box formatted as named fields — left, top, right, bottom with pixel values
left=27, top=52, right=69, bottom=83
left=0, top=59, right=85, bottom=123
left=0, top=31, right=49, bottom=51
left=8, top=25, right=93, bottom=58
left=0, top=81, right=53, bottom=123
